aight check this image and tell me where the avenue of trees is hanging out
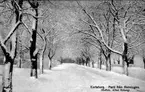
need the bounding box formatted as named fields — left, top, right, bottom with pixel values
left=0, top=0, right=145, bottom=92
left=74, top=0, right=145, bottom=76
left=0, top=0, right=61, bottom=91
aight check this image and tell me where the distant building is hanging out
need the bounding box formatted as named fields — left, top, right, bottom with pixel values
left=133, top=55, right=144, bottom=68
left=111, top=54, right=145, bottom=68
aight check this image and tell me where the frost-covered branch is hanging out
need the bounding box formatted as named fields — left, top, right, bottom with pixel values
left=4, top=20, right=21, bottom=44
left=77, top=2, right=122, bottom=55
left=21, top=21, right=32, bottom=35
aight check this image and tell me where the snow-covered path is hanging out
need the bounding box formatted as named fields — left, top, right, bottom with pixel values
left=13, top=64, right=145, bottom=92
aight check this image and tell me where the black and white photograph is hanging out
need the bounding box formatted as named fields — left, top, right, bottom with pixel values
left=0, top=0, right=145, bottom=92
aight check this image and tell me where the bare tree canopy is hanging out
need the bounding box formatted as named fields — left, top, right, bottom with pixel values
left=0, top=0, right=145, bottom=92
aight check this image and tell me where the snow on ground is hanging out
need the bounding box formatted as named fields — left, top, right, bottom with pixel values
left=12, top=63, right=145, bottom=92
left=128, top=67, right=145, bottom=81
left=94, top=64, right=145, bottom=81
left=112, top=66, right=145, bottom=81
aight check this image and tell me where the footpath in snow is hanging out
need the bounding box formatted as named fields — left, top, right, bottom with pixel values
left=13, top=63, right=145, bottom=92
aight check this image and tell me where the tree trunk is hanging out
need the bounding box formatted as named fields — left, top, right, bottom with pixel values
left=92, top=60, right=94, bottom=68
left=17, top=56, right=21, bottom=68
left=30, top=54, right=38, bottom=78
left=39, top=37, right=46, bottom=74
left=98, top=50, right=102, bottom=69
left=144, top=61, right=145, bottom=69
left=30, top=35, right=38, bottom=78
left=30, top=8, right=38, bottom=78
left=39, top=53, right=43, bottom=74
left=105, top=55, right=111, bottom=71
left=2, top=26, right=17, bottom=92
left=2, top=56, right=14, bottom=92
left=1, top=0, right=23, bottom=91
left=122, top=42, right=129, bottom=76
left=17, top=37, right=22, bottom=68
left=105, top=54, right=109, bottom=71
left=97, top=60, right=100, bottom=69
left=105, top=57, right=108, bottom=71
left=107, top=53, right=111, bottom=71
left=2, top=11, right=18, bottom=92
left=143, top=58, right=145, bottom=69
left=48, top=58, right=52, bottom=70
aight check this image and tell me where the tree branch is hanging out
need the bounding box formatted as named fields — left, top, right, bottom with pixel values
left=82, top=38, right=100, bottom=49
left=78, top=29, right=122, bottom=55
left=129, top=31, right=141, bottom=45
left=4, top=20, right=21, bottom=44
left=17, top=41, right=29, bottom=50
left=0, top=36, right=9, bottom=56
left=37, top=31, right=44, bottom=41
left=129, top=41, right=145, bottom=49
left=77, top=2, right=122, bottom=55
left=22, top=13, right=43, bottom=19
left=21, top=21, right=32, bottom=35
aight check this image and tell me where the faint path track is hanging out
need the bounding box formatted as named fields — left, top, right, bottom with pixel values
left=13, top=64, right=145, bottom=92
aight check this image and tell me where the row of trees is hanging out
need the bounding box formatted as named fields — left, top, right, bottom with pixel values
left=0, top=0, right=145, bottom=92
left=0, top=0, right=60, bottom=92
left=74, top=0, right=145, bottom=76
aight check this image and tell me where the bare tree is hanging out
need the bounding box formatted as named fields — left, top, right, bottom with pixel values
left=109, top=0, right=145, bottom=75
left=37, top=26, right=59, bottom=71
left=17, top=27, right=25, bottom=68
left=75, top=1, right=117, bottom=71
left=76, top=0, right=145, bottom=75
left=98, top=48, right=102, bottom=69
left=80, top=43, right=91, bottom=66
left=0, top=0, right=23, bottom=91
left=47, top=29, right=59, bottom=70
left=37, top=28, right=50, bottom=74
left=27, top=0, right=39, bottom=78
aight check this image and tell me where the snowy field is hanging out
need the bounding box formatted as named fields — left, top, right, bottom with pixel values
left=10, top=63, right=145, bottom=92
